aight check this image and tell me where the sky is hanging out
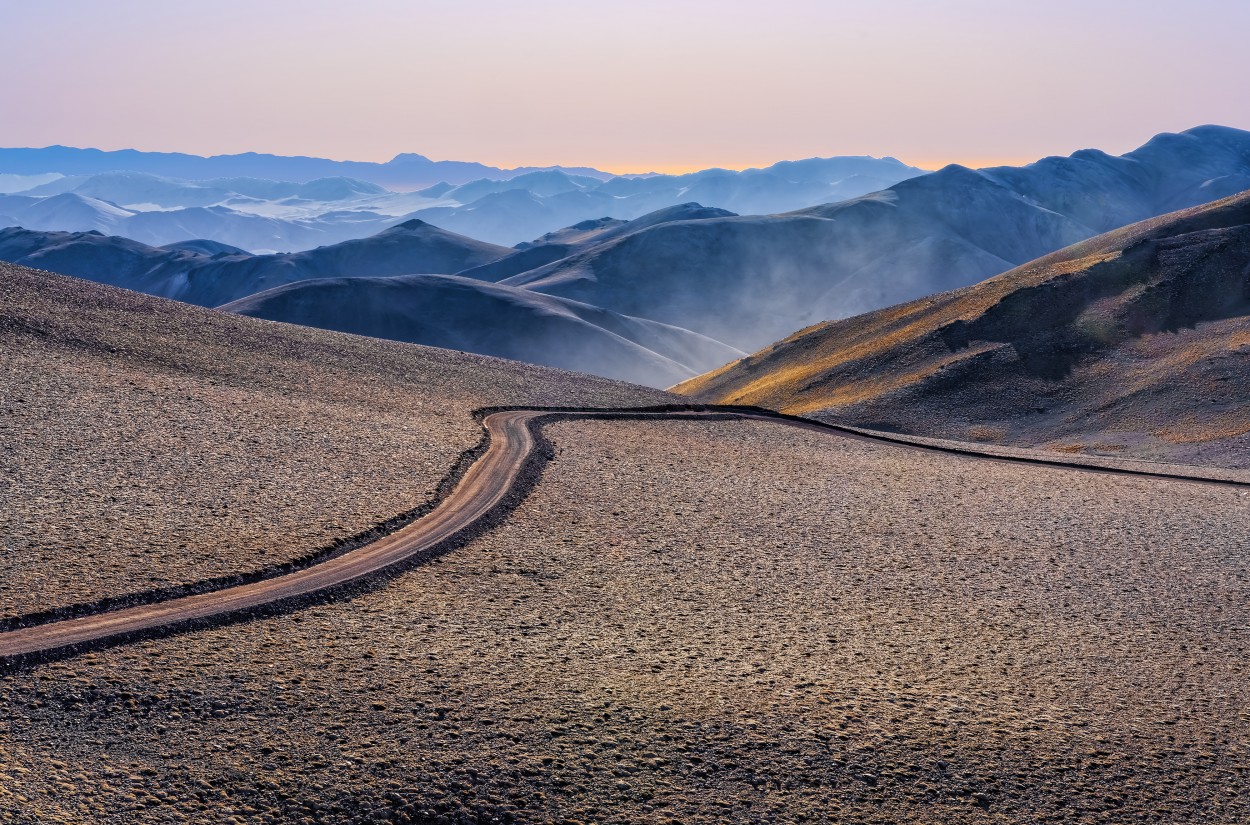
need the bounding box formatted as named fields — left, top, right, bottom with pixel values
left=1, top=0, right=1248, bottom=174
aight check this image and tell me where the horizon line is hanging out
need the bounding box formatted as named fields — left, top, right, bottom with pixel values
left=8, top=122, right=1242, bottom=178
left=0, top=142, right=1073, bottom=178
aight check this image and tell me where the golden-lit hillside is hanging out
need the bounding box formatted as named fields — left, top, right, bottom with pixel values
left=678, top=191, right=1250, bottom=466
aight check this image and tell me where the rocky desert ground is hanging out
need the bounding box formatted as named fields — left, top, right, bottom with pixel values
left=3, top=265, right=1249, bottom=823
left=0, top=263, right=669, bottom=619
left=2, top=414, right=1249, bottom=823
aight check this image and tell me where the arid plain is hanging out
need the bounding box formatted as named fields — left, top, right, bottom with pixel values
left=3, top=264, right=1249, bottom=823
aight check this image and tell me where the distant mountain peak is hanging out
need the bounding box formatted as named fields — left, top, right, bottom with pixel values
left=416, top=182, right=454, bottom=197
left=1181, top=124, right=1250, bottom=138
left=934, top=163, right=979, bottom=175
left=1069, top=148, right=1115, bottom=162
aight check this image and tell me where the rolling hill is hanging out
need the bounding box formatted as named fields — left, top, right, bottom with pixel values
left=458, top=203, right=738, bottom=282
left=0, top=188, right=402, bottom=253
left=0, top=219, right=511, bottom=306
left=220, top=273, right=743, bottom=387
left=0, top=214, right=741, bottom=386
left=5, top=258, right=1250, bottom=824
left=0, top=227, right=229, bottom=296
left=0, top=260, right=673, bottom=619
left=678, top=190, right=1250, bottom=466
left=503, top=126, right=1250, bottom=351
left=14, top=192, right=134, bottom=233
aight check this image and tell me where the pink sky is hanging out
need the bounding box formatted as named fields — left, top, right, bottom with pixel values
left=2, top=0, right=1247, bottom=174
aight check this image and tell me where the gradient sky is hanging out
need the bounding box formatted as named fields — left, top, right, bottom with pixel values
left=2, top=0, right=1248, bottom=174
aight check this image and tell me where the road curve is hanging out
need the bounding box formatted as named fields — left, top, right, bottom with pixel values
left=2, top=406, right=1246, bottom=667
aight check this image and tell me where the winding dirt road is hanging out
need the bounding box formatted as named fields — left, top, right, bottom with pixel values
left=2, top=406, right=1245, bottom=668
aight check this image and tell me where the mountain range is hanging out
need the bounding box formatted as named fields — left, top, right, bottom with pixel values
left=0, top=145, right=613, bottom=190
left=3, top=125, right=1249, bottom=391
left=402, top=156, right=924, bottom=245
left=221, top=274, right=742, bottom=387
left=0, top=155, right=924, bottom=249
left=0, top=208, right=745, bottom=386
left=0, top=188, right=401, bottom=253
left=0, top=220, right=511, bottom=307
left=678, top=190, right=1250, bottom=466
left=500, top=126, right=1250, bottom=350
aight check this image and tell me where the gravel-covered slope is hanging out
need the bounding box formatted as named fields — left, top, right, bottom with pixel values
left=0, top=263, right=672, bottom=618
left=3, top=417, right=1248, bottom=823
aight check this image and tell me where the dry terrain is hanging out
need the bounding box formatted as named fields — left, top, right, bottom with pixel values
left=3, top=264, right=1249, bottom=823
left=2, top=417, right=1249, bottom=823
left=0, top=263, right=670, bottom=618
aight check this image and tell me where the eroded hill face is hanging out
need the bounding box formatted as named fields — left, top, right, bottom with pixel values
left=678, top=192, right=1250, bottom=467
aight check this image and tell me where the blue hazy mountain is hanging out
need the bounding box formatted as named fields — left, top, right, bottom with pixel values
left=159, top=238, right=250, bottom=257
left=0, top=146, right=613, bottom=190
left=220, top=273, right=743, bottom=388
left=5, top=126, right=1249, bottom=385
left=0, top=172, right=63, bottom=193
left=499, top=125, right=1250, bottom=349
left=457, top=203, right=739, bottom=282
left=0, top=154, right=926, bottom=249
left=401, top=158, right=925, bottom=245
left=0, top=219, right=511, bottom=307
left=18, top=171, right=391, bottom=208
left=0, top=208, right=742, bottom=387
left=0, top=187, right=401, bottom=253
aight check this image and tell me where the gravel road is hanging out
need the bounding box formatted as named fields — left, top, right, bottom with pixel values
left=5, top=265, right=1249, bottom=823
left=4, top=416, right=1248, bottom=823
left=4, top=408, right=1245, bottom=668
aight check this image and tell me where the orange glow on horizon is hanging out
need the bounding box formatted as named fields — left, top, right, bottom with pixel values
left=0, top=134, right=1041, bottom=179
left=566, top=155, right=1040, bottom=177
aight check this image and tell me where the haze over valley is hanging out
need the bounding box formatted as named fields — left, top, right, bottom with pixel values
left=5, top=2, right=1250, bottom=821
left=4, top=126, right=1249, bottom=389
left=680, top=191, right=1250, bottom=466
left=0, top=151, right=924, bottom=250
